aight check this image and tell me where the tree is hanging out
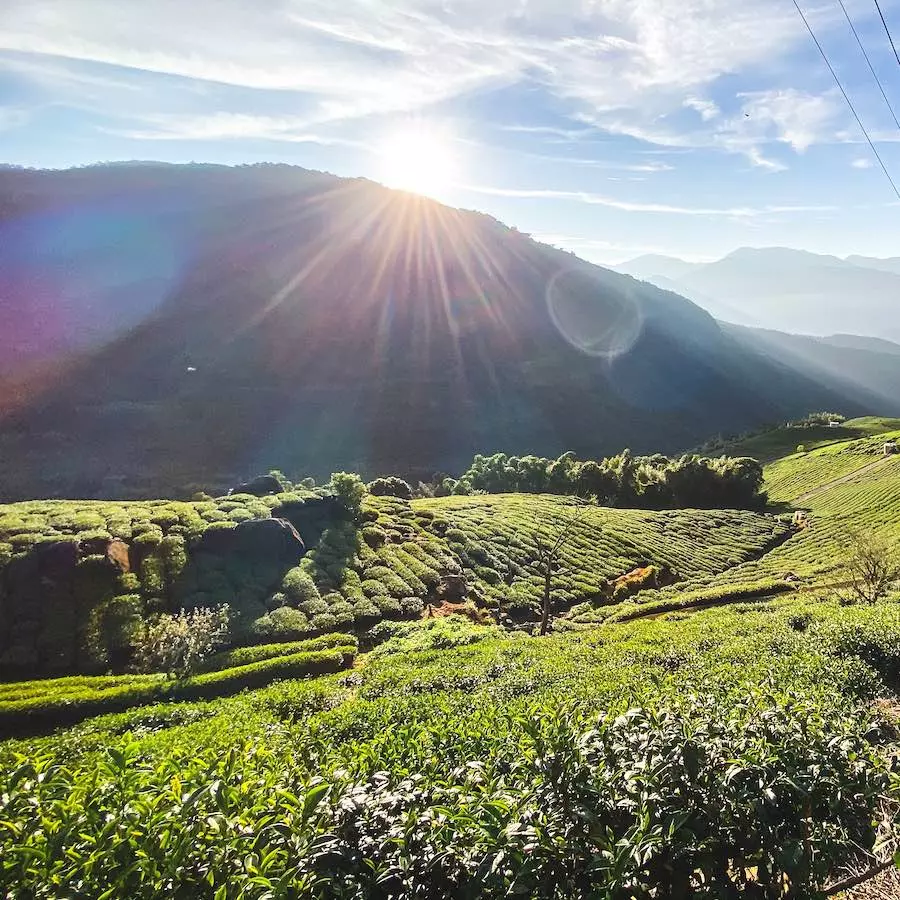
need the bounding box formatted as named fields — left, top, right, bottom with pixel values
left=134, top=605, right=230, bottom=679
left=534, top=510, right=583, bottom=636
left=330, top=472, right=367, bottom=519
left=843, top=531, right=900, bottom=604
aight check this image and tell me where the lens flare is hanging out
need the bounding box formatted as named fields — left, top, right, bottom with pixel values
left=546, top=266, right=644, bottom=358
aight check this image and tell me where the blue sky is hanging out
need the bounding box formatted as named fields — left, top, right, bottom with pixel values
left=2, top=0, right=900, bottom=264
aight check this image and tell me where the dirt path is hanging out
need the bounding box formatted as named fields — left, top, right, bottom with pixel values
left=795, top=456, right=898, bottom=505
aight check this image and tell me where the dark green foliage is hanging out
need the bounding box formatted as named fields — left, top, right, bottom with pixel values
left=452, top=450, right=766, bottom=509
left=330, top=472, right=367, bottom=519
left=87, top=594, right=143, bottom=668
left=367, top=476, right=413, bottom=500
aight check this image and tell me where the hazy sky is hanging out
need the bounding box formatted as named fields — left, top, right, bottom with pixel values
left=2, top=0, right=900, bottom=264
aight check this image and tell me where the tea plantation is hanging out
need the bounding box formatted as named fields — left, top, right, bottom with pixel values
left=4, top=425, right=900, bottom=896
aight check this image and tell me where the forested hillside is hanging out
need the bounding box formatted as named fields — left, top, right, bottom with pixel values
left=0, top=163, right=895, bottom=500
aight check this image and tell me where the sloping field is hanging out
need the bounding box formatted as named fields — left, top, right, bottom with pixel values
left=414, top=494, right=788, bottom=613
left=574, top=430, right=900, bottom=626
left=764, top=430, right=900, bottom=502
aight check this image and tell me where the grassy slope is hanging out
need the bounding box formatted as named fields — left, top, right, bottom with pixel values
left=0, top=490, right=790, bottom=673
left=3, top=599, right=900, bottom=894
left=567, top=426, right=900, bottom=627
left=709, top=416, right=900, bottom=463
left=5, top=429, right=900, bottom=892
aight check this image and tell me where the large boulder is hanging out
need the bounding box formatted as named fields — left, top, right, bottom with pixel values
left=34, top=539, right=80, bottom=578
left=275, top=495, right=344, bottom=545
left=197, top=517, right=305, bottom=562
left=229, top=474, right=284, bottom=497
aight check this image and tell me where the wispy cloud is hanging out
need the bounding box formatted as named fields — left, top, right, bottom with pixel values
left=683, top=98, right=720, bottom=121
left=462, top=183, right=837, bottom=218
left=851, top=157, right=873, bottom=169
left=103, top=112, right=362, bottom=144
left=0, top=0, right=824, bottom=143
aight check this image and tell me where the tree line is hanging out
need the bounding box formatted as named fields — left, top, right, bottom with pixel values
left=407, top=450, right=767, bottom=510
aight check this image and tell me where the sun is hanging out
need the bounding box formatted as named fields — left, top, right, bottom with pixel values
left=375, top=123, right=458, bottom=199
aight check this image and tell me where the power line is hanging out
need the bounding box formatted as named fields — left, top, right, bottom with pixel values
left=837, top=0, right=900, bottom=132
left=873, top=0, right=900, bottom=68
left=791, top=0, right=900, bottom=200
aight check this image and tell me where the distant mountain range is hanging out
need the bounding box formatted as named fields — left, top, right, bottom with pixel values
left=615, top=248, right=900, bottom=341
left=1, top=163, right=899, bottom=500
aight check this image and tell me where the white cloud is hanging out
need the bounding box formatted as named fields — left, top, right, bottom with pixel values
left=104, top=112, right=361, bottom=144
left=462, top=183, right=836, bottom=218
left=851, top=157, right=873, bottom=169
left=702, top=88, right=843, bottom=169
left=736, top=89, right=839, bottom=152
left=0, top=0, right=816, bottom=136
left=684, top=97, right=720, bottom=121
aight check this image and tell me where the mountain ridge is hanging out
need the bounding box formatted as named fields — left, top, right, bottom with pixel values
left=615, top=247, right=900, bottom=340
left=0, top=162, right=897, bottom=499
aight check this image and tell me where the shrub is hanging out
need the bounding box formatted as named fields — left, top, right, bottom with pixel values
left=251, top=606, right=311, bottom=641
left=173, top=648, right=352, bottom=701
left=134, top=606, right=230, bottom=679
left=86, top=594, right=144, bottom=669
left=281, top=567, right=321, bottom=605
left=330, top=472, right=367, bottom=518
left=367, top=476, right=413, bottom=500
left=842, top=530, right=900, bottom=604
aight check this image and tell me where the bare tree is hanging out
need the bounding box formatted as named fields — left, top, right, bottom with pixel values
left=534, top=509, right=583, bottom=636
left=844, top=530, right=900, bottom=604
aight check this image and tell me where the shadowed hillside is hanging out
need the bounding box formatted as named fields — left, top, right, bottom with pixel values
left=0, top=163, right=891, bottom=499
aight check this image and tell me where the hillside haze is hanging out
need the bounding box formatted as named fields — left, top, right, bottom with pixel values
left=617, top=247, right=900, bottom=341
left=1, top=163, right=898, bottom=500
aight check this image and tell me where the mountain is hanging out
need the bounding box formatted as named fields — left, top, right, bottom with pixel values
left=845, top=255, right=900, bottom=277
left=819, top=334, right=900, bottom=356
left=0, top=163, right=898, bottom=500
left=723, top=325, right=900, bottom=415
left=616, top=248, right=900, bottom=341
left=608, top=254, right=701, bottom=283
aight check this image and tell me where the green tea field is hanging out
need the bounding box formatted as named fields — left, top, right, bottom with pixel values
left=4, top=424, right=900, bottom=896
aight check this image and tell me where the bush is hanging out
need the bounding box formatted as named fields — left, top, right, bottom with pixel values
left=281, top=567, right=321, bottom=605
left=171, top=648, right=353, bottom=701
left=134, top=606, right=230, bottom=679
left=367, top=477, right=413, bottom=500
left=330, top=472, right=367, bottom=518
left=251, top=606, right=311, bottom=641
left=0, top=647, right=356, bottom=733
